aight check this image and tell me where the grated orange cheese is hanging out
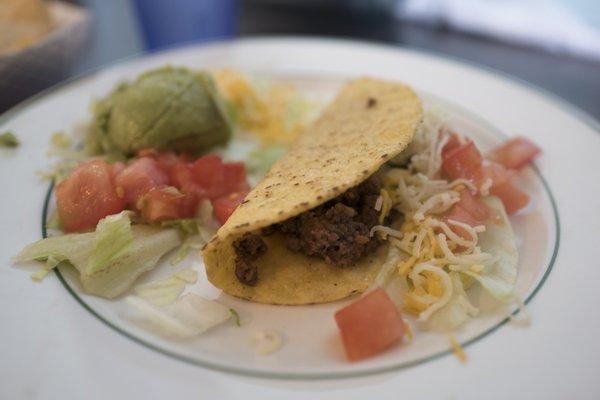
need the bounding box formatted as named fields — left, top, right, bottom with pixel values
left=447, top=334, right=467, bottom=363
left=213, top=69, right=309, bottom=145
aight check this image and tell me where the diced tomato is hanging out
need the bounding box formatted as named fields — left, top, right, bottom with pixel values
left=111, top=161, right=126, bottom=178
left=178, top=153, right=195, bottom=163
left=212, top=191, right=248, bottom=225
left=56, top=160, right=126, bottom=232
left=488, top=137, right=541, bottom=170
left=443, top=205, right=479, bottom=240
left=490, top=180, right=530, bottom=215
left=334, top=288, right=405, bottom=361
left=191, top=154, right=224, bottom=186
left=457, top=188, right=489, bottom=222
left=440, top=189, right=490, bottom=239
left=474, top=161, right=514, bottom=187
left=191, top=154, right=227, bottom=199
left=137, top=149, right=180, bottom=173
left=441, top=132, right=462, bottom=158
left=222, top=162, right=250, bottom=193
left=115, top=157, right=169, bottom=207
left=442, top=141, right=483, bottom=181
left=141, top=187, right=191, bottom=222
left=169, top=162, right=194, bottom=189
left=155, top=152, right=180, bottom=172
left=191, top=155, right=250, bottom=199
left=445, top=205, right=480, bottom=226
left=179, top=191, right=199, bottom=218
left=169, top=162, right=206, bottom=199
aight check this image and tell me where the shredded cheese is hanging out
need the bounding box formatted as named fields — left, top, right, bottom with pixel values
left=410, top=263, right=453, bottom=322
left=378, top=109, right=502, bottom=330
left=447, top=334, right=467, bottom=363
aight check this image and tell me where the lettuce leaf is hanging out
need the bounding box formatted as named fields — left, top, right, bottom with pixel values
left=78, top=226, right=181, bottom=298
left=123, top=293, right=231, bottom=339
left=88, top=212, right=133, bottom=274
left=427, top=272, right=479, bottom=332
left=134, top=269, right=198, bottom=307
left=13, top=212, right=181, bottom=298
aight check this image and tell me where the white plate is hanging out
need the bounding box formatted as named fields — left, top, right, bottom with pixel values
left=1, top=38, right=599, bottom=399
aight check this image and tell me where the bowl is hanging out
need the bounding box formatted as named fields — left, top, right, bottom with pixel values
left=0, top=1, right=91, bottom=112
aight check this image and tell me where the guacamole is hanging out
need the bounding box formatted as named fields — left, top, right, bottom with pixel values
left=87, top=67, right=231, bottom=155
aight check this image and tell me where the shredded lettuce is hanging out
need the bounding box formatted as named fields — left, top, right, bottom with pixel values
left=45, top=211, right=62, bottom=231
left=31, top=255, right=65, bottom=282
left=134, top=269, right=197, bottom=306
left=462, top=196, right=518, bottom=302
left=427, top=272, right=479, bottom=332
left=160, top=218, right=203, bottom=236
left=229, top=308, right=241, bottom=326
left=0, top=131, right=19, bottom=148
left=14, top=212, right=181, bottom=298
left=159, top=217, right=214, bottom=265
left=50, top=131, right=72, bottom=149
left=14, top=231, right=96, bottom=270
left=174, top=269, right=197, bottom=283
left=371, top=246, right=405, bottom=290
left=123, top=293, right=232, bottom=339
left=247, top=145, right=286, bottom=178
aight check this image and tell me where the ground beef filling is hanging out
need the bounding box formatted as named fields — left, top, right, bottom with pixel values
left=233, top=233, right=267, bottom=286
left=232, top=177, right=383, bottom=285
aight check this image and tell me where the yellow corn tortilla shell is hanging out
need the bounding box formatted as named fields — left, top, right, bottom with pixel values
left=203, top=77, right=423, bottom=304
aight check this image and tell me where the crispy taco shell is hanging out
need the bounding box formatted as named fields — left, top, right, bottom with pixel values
left=203, top=78, right=423, bottom=304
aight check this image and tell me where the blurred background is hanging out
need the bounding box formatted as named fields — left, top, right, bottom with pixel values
left=1, top=0, right=599, bottom=118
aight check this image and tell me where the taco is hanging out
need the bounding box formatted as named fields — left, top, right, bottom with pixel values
left=202, top=78, right=423, bottom=305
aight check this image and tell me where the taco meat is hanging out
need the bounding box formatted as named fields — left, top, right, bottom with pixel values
left=274, top=176, right=382, bottom=266
left=233, top=177, right=383, bottom=285
left=233, top=233, right=267, bottom=286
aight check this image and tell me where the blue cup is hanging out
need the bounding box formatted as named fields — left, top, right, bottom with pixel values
left=132, top=0, right=237, bottom=50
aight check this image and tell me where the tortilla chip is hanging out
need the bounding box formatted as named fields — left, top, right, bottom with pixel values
left=203, top=77, right=423, bottom=304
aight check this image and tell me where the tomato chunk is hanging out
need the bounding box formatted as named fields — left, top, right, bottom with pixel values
left=334, top=288, right=405, bottom=361
left=111, top=161, right=126, bottom=177
left=170, top=162, right=206, bottom=199
left=442, top=141, right=483, bottom=181
left=457, top=188, right=489, bottom=222
left=474, top=161, right=514, bottom=187
left=115, top=157, right=169, bottom=207
left=191, top=154, right=225, bottom=199
left=490, top=180, right=530, bottom=215
left=191, top=155, right=250, bottom=200
left=223, top=162, right=250, bottom=193
left=212, top=191, right=248, bottom=225
left=56, top=160, right=126, bottom=232
left=488, top=137, right=541, bottom=170
left=141, top=187, right=191, bottom=222
left=441, top=132, right=462, bottom=158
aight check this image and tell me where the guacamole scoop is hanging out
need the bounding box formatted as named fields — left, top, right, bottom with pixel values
left=89, top=67, right=231, bottom=155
